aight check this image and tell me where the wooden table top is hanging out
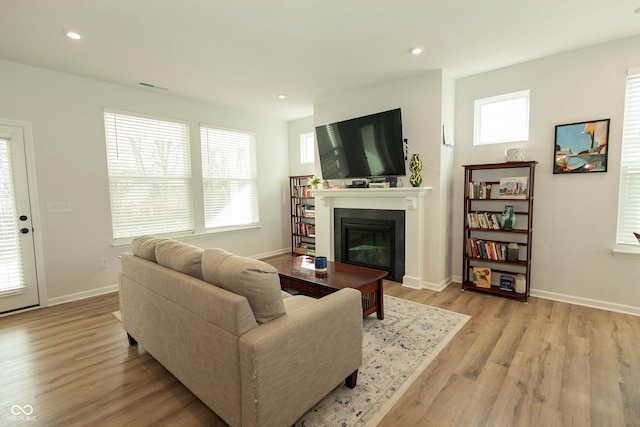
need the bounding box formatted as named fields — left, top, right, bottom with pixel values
left=269, top=256, right=387, bottom=291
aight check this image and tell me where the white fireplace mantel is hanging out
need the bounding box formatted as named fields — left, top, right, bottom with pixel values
left=311, top=186, right=432, bottom=289
left=313, top=187, right=430, bottom=210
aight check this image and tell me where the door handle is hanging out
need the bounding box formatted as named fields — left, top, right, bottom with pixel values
left=20, top=228, right=30, bottom=234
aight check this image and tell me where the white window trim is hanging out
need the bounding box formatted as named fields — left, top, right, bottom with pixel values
left=300, top=132, right=315, bottom=164
left=613, top=68, right=640, bottom=258
left=474, top=90, right=530, bottom=145
left=104, top=109, right=261, bottom=246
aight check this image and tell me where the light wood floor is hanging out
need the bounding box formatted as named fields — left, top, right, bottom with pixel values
left=1, top=276, right=639, bottom=426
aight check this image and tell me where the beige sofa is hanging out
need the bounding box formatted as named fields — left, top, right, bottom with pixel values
left=119, top=236, right=363, bottom=427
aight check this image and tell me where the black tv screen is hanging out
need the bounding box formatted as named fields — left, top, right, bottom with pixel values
left=315, top=108, right=405, bottom=179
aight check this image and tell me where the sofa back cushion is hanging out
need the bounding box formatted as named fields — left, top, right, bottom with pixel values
left=202, top=249, right=285, bottom=324
left=155, top=239, right=204, bottom=280
left=131, top=235, right=168, bottom=262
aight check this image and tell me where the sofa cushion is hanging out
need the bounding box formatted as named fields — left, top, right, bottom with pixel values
left=202, top=249, right=285, bottom=324
left=282, top=294, right=316, bottom=313
left=131, top=235, right=168, bottom=262
left=155, top=239, right=204, bottom=280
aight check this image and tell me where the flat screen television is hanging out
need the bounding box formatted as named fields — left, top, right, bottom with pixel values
left=315, top=108, right=405, bottom=179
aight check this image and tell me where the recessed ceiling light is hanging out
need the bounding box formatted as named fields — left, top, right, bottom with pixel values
left=277, top=94, right=287, bottom=100
left=409, top=46, right=425, bottom=55
left=64, top=30, right=83, bottom=40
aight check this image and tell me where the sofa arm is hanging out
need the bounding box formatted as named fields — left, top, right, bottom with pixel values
left=238, top=288, right=363, bottom=427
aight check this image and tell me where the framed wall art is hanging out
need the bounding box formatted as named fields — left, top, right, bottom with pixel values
left=554, top=118, right=610, bottom=174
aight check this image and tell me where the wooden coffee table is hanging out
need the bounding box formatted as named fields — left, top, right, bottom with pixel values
left=269, top=256, right=387, bottom=319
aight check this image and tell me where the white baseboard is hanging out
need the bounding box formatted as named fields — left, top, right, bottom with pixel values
left=402, top=275, right=422, bottom=289
left=47, top=284, right=119, bottom=307
left=250, top=248, right=290, bottom=260
left=422, top=276, right=453, bottom=292
left=531, top=289, right=640, bottom=317
left=451, top=274, right=639, bottom=316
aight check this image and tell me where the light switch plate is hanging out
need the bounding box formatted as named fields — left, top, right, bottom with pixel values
left=47, top=202, right=72, bottom=213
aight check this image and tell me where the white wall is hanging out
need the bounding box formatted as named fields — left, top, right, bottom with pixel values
left=0, top=60, right=290, bottom=305
left=453, top=35, right=640, bottom=314
left=314, top=70, right=453, bottom=289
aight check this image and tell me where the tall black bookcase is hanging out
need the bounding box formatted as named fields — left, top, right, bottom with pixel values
left=462, top=161, right=537, bottom=302
left=289, top=175, right=316, bottom=256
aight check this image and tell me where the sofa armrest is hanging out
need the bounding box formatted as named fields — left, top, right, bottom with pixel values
left=238, top=288, right=363, bottom=427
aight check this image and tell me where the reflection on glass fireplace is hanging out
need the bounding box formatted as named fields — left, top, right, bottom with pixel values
left=346, top=225, right=393, bottom=271
left=334, top=208, right=405, bottom=282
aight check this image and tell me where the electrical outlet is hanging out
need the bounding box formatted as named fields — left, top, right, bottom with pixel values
left=100, top=257, right=109, bottom=269
left=47, top=202, right=72, bottom=213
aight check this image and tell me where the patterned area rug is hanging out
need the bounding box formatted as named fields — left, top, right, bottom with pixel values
left=293, top=295, right=470, bottom=427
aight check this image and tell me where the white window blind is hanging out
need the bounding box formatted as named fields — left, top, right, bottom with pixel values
left=300, top=132, right=315, bottom=164
left=104, top=110, right=193, bottom=241
left=200, top=125, right=259, bottom=229
left=474, top=90, right=530, bottom=145
left=616, top=69, right=640, bottom=246
left=0, top=138, right=24, bottom=293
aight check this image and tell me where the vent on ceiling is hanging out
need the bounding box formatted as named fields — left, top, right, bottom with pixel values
left=137, top=81, right=168, bottom=91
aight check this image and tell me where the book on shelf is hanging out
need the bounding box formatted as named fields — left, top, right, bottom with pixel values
left=293, top=185, right=311, bottom=198
left=499, top=177, right=528, bottom=199
left=499, top=274, right=515, bottom=291
left=467, top=212, right=501, bottom=230
left=468, top=182, right=493, bottom=199
left=472, top=267, right=492, bottom=288
left=467, top=238, right=508, bottom=261
left=294, top=204, right=315, bottom=217
left=296, top=222, right=316, bottom=237
left=303, top=205, right=315, bottom=217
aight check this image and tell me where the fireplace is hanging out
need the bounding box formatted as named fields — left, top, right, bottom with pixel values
left=334, top=208, right=405, bottom=282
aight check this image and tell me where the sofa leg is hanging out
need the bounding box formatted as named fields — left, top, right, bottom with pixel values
left=345, top=370, right=358, bottom=389
left=127, top=333, right=138, bottom=346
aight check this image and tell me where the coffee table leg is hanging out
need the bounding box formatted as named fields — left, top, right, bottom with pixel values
left=377, top=279, right=384, bottom=320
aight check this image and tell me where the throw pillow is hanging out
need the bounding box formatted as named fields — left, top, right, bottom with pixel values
left=202, top=248, right=285, bottom=324
left=155, top=239, right=204, bottom=280
left=131, top=235, right=168, bottom=262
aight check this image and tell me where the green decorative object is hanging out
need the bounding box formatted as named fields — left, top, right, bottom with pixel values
left=500, top=205, right=517, bottom=230
left=409, top=154, right=423, bottom=187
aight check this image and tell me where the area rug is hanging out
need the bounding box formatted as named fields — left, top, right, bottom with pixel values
left=292, top=295, right=470, bottom=427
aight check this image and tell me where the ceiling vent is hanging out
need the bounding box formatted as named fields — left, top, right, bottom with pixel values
left=137, top=81, right=168, bottom=91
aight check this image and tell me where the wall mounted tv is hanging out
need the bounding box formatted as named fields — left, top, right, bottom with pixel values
left=315, top=108, right=405, bottom=179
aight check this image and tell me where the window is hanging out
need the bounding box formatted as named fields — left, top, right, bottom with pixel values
left=200, top=125, right=259, bottom=229
left=300, top=132, right=315, bottom=164
left=616, top=68, right=640, bottom=248
left=0, top=136, right=23, bottom=293
left=474, top=90, right=530, bottom=145
left=104, top=110, right=192, bottom=241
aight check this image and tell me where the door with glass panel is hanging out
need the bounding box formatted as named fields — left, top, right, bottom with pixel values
left=0, top=124, right=39, bottom=314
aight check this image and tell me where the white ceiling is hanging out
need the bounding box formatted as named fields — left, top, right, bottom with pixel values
left=2, top=1, right=639, bottom=121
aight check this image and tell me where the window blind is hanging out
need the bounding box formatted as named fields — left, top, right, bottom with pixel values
left=0, top=138, right=25, bottom=293
left=616, top=69, right=640, bottom=246
left=300, top=132, right=315, bottom=164
left=104, top=110, right=192, bottom=240
left=474, top=90, right=530, bottom=145
left=200, top=126, right=259, bottom=229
